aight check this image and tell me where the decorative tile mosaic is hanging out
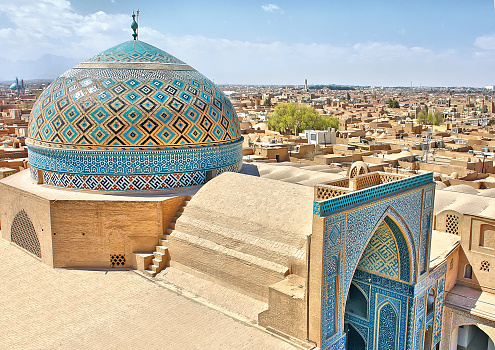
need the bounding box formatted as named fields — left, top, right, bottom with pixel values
left=423, top=188, right=434, bottom=209
left=432, top=277, right=445, bottom=345
left=317, top=174, right=445, bottom=350
left=419, top=211, right=432, bottom=275
left=314, top=173, right=432, bottom=215
left=28, top=139, right=242, bottom=176
left=357, top=221, right=400, bottom=280
left=377, top=303, right=398, bottom=350
left=37, top=161, right=241, bottom=191
left=28, top=40, right=241, bottom=151
left=345, top=271, right=410, bottom=350
left=325, top=335, right=346, bottom=350
left=85, top=40, right=187, bottom=64
left=344, top=204, right=418, bottom=297
left=323, top=254, right=340, bottom=341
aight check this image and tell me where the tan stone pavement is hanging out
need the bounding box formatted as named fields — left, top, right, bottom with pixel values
left=0, top=238, right=301, bottom=350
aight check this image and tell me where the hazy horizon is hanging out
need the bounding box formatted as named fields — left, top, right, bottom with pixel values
left=1, top=0, right=495, bottom=87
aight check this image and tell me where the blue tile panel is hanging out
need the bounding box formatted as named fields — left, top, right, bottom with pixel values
left=345, top=270, right=411, bottom=350
left=28, top=139, right=242, bottom=176
left=313, top=173, right=433, bottom=216
left=358, top=221, right=400, bottom=280
left=378, top=303, right=398, bottom=350
left=31, top=161, right=242, bottom=191
left=432, top=277, right=445, bottom=344
left=85, top=40, right=186, bottom=64
left=318, top=173, right=446, bottom=350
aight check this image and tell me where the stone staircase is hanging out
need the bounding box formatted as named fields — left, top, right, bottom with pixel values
left=142, top=195, right=191, bottom=277
left=166, top=205, right=306, bottom=301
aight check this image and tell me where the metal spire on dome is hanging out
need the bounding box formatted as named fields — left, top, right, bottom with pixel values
left=131, top=11, right=139, bottom=40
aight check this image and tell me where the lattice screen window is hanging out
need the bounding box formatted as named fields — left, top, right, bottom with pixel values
left=11, top=210, right=42, bottom=258
left=350, top=167, right=358, bottom=178
left=481, top=260, right=490, bottom=272
left=110, top=254, right=126, bottom=267
left=445, top=214, right=459, bottom=235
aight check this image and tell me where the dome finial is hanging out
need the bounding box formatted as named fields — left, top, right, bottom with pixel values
left=131, top=11, right=139, bottom=40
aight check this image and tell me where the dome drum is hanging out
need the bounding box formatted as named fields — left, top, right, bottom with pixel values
left=27, top=40, right=243, bottom=191
left=28, top=139, right=242, bottom=190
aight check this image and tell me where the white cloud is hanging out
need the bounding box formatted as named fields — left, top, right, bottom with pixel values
left=261, top=4, right=283, bottom=13
left=475, top=34, right=495, bottom=50
left=0, top=0, right=129, bottom=60
left=0, top=0, right=492, bottom=86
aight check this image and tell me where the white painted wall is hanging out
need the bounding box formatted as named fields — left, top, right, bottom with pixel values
left=457, top=325, right=476, bottom=347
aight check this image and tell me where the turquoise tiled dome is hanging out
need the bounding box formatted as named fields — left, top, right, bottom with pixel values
left=27, top=40, right=242, bottom=191
left=28, top=40, right=241, bottom=150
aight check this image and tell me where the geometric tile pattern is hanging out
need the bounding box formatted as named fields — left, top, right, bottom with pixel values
left=325, top=221, right=341, bottom=248
left=28, top=40, right=241, bottom=151
left=28, top=139, right=242, bottom=176
left=358, top=221, right=400, bottom=280
left=377, top=303, right=398, bottom=350
left=344, top=201, right=419, bottom=298
left=345, top=269, right=410, bottom=350
left=37, top=161, right=242, bottom=191
left=86, top=40, right=186, bottom=64
left=432, top=278, right=445, bottom=345
left=420, top=212, right=432, bottom=275
left=313, top=172, right=432, bottom=215
left=318, top=174, right=443, bottom=350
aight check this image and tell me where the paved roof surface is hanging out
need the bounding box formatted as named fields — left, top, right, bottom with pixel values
left=0, top=237, right=300, bottom=350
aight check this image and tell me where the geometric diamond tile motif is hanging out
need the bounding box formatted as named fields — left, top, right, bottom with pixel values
left=27, top=39, right=243, bottom=190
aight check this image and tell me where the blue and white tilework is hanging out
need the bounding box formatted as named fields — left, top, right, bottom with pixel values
left=27, top=39, right=243, bottom=190
left=317, top=173, right=446, bottom=350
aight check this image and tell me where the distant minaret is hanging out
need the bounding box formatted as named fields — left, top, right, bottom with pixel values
left=305, top=79, right=308, bottom=91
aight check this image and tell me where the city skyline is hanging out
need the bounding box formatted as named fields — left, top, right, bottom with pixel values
left=1, top=0, right=495, bottom=87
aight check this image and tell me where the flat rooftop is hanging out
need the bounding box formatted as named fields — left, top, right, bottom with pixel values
left=0, top=237, right=301, bottom=350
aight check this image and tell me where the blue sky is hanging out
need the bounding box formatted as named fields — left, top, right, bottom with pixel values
left=0, top=0, right=495, bottom=86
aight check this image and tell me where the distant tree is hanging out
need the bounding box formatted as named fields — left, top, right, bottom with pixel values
left=417, top=107, right=429, bottom=124
left=388, top=98, right=400, bottom=108
left=480, top=105, right=488, bottom=113
left=267, top=102, right=339, bottom=135
left=346, top=92, right=351, bottom=101
left=417, top=107, right=443, bottom=125
left=263, top=96, right=272, bottom=107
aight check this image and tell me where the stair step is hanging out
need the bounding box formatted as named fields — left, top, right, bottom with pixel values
left=165, top=228, right=173, bottom=235
left=157, top=243, right=169, bottom=252
left=168, top=230, right=289, bottom=300
left=144, top=269, right=156, bottom=277
left=172, top=215, right=303, bottom=265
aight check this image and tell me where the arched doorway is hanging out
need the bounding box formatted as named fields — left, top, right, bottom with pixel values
left=344, top=215, right=412, bottom=350
left=424, top=324, right=433, bottom=350
left=455, top=325, right=494, bottom=350
left=345, top=323, right=366, bottom=350
left=346, top=283, right=368, bottom=319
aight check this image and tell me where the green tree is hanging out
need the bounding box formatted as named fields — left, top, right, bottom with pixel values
left=417, top=107, right=443, bottom=126
left=346, top=92, right=351, bottom=101
left=388, top=98, right=400, bottom=108
left=267, top=103, right=339, bottom=135
left=417, top=107, right=429, bottom=124
left=263, top=96, right=272, bottom=107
